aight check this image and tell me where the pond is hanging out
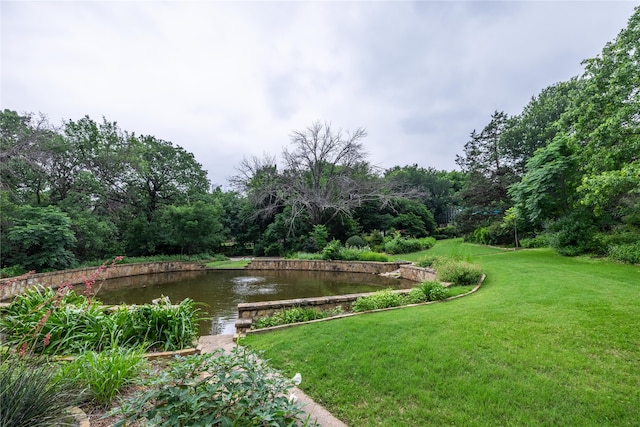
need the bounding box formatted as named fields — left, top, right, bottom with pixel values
left=93, top=269, right=415, bottom=335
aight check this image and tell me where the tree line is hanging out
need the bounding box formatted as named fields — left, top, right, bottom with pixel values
left=1, top=6, right=638, bottom=274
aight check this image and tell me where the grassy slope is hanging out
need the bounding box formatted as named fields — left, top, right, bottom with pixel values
left=243, top=240, right=640, bottom=426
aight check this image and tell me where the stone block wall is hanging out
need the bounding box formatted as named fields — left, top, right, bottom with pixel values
left=235, top=289, right=415, bottom=335
left=246, top=259, right=410, bottom=274
left=0, top=262, right=206, bottom=301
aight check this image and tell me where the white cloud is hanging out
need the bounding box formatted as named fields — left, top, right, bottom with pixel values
left=1, top=1, right=636, bottom=188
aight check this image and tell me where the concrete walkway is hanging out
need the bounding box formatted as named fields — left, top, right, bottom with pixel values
left=197, top=335, right=347, bottom=427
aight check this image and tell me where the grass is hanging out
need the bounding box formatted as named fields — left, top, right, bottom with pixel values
left=242, top=239, right=640, bottom=426
left=205, top=259, right=251, bottom=269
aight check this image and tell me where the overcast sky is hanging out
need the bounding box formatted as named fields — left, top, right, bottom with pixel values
left=2, top=1, right=636, bottom=189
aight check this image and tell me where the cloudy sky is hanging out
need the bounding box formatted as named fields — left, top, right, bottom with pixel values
left=2, top=1, right=636, bottom=188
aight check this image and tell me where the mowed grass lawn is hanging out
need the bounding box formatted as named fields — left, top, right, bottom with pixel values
left=243, top=239, right=640, bottom=426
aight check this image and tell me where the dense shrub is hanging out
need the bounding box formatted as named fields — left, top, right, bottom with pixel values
left=467, top=222, right=514, bottom=246
left=433, top=226, right=457, bottom=240
left=383, top=234, right=433, bottom=254
left=416, top=255, right=443, bottom=268
left=352, top=289, right=403, bottom=312
left=345, top=235, right=366, bottom=247
left=339, top=246, right=364, bottom=261
left=547, top=213, right=597, bottom=256
left=433, top=258, right=483, bottom=286
left=322, top=239, right=342, bottom=260
left=420, top=280, right=448, bottom=301
left=608, top=242, right=640, bottom=265
left=110, top=348, right=316, bottom=426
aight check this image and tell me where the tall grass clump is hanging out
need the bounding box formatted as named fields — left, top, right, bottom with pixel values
left=110, top=297, right=203, bottom=352
left=0, top=285, right=203, bottom=355
left=352, top=289, right=403, bottom=312
left=383, top=234, right=436, bottom=254
left=0, top=353, right=82, bottom=426
left=432, top=258, right=483, bottom=286
left=57, top=347, right=147, bottom=407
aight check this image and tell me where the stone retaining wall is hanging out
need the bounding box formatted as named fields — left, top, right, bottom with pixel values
left=0, top=262, right=206, bottom=301
left=246, top=259, right=410, bottom=274
left=398, top=264, right=437, bottom=282
left=235, top=260, right=437, bottom=335
left=235, top=289, right=415, bottom=335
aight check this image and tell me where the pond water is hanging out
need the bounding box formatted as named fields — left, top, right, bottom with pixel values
left=92, top=269, right=414, bottom=335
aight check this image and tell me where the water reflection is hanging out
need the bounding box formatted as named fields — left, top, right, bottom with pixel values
left=90, top=269, right=414, bottom=335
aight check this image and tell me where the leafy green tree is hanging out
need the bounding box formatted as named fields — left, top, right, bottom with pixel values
left=4, top=205, right=77, bottom=271
left=508, top=134, right=580, bottom=229
left=157, top=201, right=224, bottom=255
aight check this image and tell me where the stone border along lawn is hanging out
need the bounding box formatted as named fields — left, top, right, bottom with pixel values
left=237, top=274, right=485, bottom=339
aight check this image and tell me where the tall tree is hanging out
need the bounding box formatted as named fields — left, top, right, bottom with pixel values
left=233, top=122, right=393, bottom=237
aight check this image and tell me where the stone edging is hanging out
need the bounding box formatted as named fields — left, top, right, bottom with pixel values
left=237, top=274, right=486, bottom=339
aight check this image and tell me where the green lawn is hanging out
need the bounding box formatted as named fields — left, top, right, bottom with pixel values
left=242, top=239, right=640, bottom=426
left=205, top=259, right=251, bottom=269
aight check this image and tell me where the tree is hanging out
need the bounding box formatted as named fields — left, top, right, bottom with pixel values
left=233, top=122, right=394, bottom=242
left=4, top=205, right=77, bottom=271
left=126, top=135, right=210, bottom=221
left=157, top=201, right=224, bottom=255
left=455, top=111, right=515, bottom=234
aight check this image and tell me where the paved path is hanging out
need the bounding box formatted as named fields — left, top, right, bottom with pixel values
left=197, top=335, right=347, bottom=427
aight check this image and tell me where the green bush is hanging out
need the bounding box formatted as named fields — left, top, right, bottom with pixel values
left=416, top=255, right=443, bottom=268
left=401, top=288, right=428, bottom=304
left=418, top=237, right=436, bottom=249
left=433, top=259, right=483, bottom=286
left=110, top=348, right=317, bottom=427
left=420, top=280, right=448, bottom=301
left=352, top=289, right=403, bottom=312
left=519, top=234, right=551, bottom=248
left=434, top=226, right=457, bottom=239
left=383, top=234, right=426, bottom=254
left=57, top=347, right=146, bottom=407
left=608, top=242, right=640, bottom=264
left=548, top=213, right=597, bottom=256
left=0, top=353, right=82, bottom=426
left=252, top=306, right=343, bottom=329
left=358, top=251, right=391, bottom=262
left=322, top=239, right=342, bottom=260
left=339, top=246, right=363, bottom=261
left=345, top=235, right=366, bottom=247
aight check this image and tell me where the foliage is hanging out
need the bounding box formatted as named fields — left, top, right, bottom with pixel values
left=432, top=258, right=483, bottom=286
left=356, top=251, right=391, bottom=262
left=321, top=239, right=343, bottom=260
left=419, top=280, right=449, bottom=301
left=345, top=235, right=366, bottom=247
left=57, top=347, right=146, bottom=407
left=0, top=286, right=202, bottom=355
left=252, top=306, right=343, bottom=329
left=0, top=353, right=82, bottom=427
left=383, top=234, right=434, bottom=254
left=607, top=241, right=640, bottom=265
left=110, top=297, right=203, bottom=352
left=546, top=210, right=597, bottom=256
left=110, top=348, right=316, bottom=427
left=519, top=234, right=551, bottom=248
left=4, top=205, right=78, bottom=271
left=415, top=255, right=443, bottom=268
left=352, top=289, right=403, bottom=312
left=466, top=221, right=514, bottom=246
